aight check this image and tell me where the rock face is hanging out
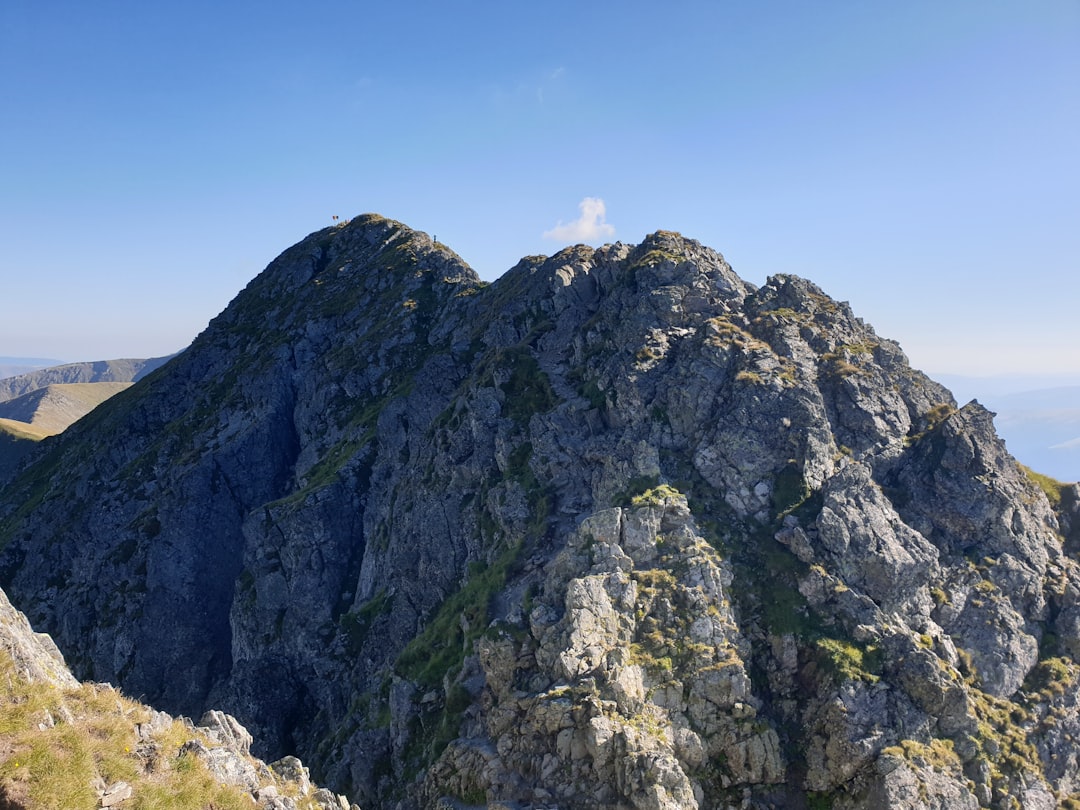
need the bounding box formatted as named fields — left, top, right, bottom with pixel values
left=0, top=578, right=78, bottom=689
left=1, top=214, right=1078, bottom=808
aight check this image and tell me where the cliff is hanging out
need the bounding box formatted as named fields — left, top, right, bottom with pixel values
left=1, top=214, right=1078, bottom=809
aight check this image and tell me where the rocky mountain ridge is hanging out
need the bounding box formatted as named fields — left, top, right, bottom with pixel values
left=0, top=359, right=62, bottom=381
left=1, top=214, right=1079, bottom=808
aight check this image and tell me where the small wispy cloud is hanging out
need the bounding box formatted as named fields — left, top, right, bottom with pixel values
left=543, top=197, right=616, bottom=243
left=493, top=66, right=567, bottom=107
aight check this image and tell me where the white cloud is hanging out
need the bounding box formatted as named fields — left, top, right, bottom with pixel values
left=543, top=197, right=616, bottom=243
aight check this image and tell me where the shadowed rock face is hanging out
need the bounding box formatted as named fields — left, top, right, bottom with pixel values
left=1, top=214, right=1077, bottom=809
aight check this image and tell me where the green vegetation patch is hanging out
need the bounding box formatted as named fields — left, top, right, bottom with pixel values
left=630, top=483, right=683, bottom=508
left=772, top=464, right=810, bottom=517
left=396, top=542, right=523, bottom=690
left=503, top=442, right=553, bottom=538
left=1019, top=464, right=1067, bottom=508
left=880, top=738, right=961, bottom=772
left=628, top=248, right=682, bottom=271
left=1023, top=655, right=1074, bottom=698
left=393, top=542, right=524, bottom=771
left=500, top=348, right=557, bottom=425
left=904, top=403, right=957, bottom=447
left=340, top=589, right=393, bottom=656
left=0, top=652, right=263, bottom=810
left=813, top=637, right=882, bottom=684
left=615, top=474, right=662, bottom=507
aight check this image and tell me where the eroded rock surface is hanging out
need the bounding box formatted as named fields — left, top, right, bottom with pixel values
left=2, top=215, right=1078, bottom=808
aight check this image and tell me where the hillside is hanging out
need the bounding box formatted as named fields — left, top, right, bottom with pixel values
left=0, top=357, right=170, bottom=403
left=0, top=383, right=135, bottom=486
left=1, top=214, right=1079, bottom=809
left=0, top=382, right=134, bottom=437
left=0, top=424, right=45, bottom=486
left=0, top=358, right=171, bottom=487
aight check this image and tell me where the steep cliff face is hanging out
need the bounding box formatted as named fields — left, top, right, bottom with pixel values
left=1, top=214, right=1078, bottom=809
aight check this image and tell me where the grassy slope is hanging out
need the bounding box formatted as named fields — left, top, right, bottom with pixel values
left=0, top=648, right=326, bottom=810
left=0, top=383, right=133, bottom=437
left=0, top=421, right=49, bottom=442
left=0, top=358, right=169, bottom=403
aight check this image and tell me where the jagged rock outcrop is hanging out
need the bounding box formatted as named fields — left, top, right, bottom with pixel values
left=1, top=214, right=1078, bottom=808
left=0, top=578, right=78, bottom=689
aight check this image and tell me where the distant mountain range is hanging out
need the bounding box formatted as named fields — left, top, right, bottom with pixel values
left=0, top=356, right=171, bottom=401
left=0, top=357, right=63, bottom=379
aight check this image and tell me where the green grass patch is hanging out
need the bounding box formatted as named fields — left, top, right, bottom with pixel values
left=813, top=637, right=882, bottom=684
left=396, top=542, right=523, bottom=690
left=630, top=483, right=683, bottom=508
left=772, top=464, right=810, bottom=517
left=628, top=247, right=682, bottom=271
left=341, top=589, right=393, bottom=655
left=1019, top=464, right=1067, bottom=508
left=615, top=474, right=662, bottom=506
left=500, top=348, right=557, bottom=424
left=392, top=543, right=523, bottom=773
left=0, top=651, right=269, bottom=810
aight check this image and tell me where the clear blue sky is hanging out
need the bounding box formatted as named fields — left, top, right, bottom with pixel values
left=2, top=1, right=1077, bottom=378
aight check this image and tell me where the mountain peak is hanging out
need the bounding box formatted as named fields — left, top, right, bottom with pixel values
left=0, top=218, right=1075, bottom=809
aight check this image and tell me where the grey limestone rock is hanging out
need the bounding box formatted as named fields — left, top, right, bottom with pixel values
left=0, top=579, right=77, bottom=688
left=1, top=215, right=1077, bottom=809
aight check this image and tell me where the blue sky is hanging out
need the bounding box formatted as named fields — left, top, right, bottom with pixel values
left=1, top=1, right=1077, bottom=379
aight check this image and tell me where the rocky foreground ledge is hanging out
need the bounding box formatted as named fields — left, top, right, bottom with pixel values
left=1, top=584, right=357, bottom=810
